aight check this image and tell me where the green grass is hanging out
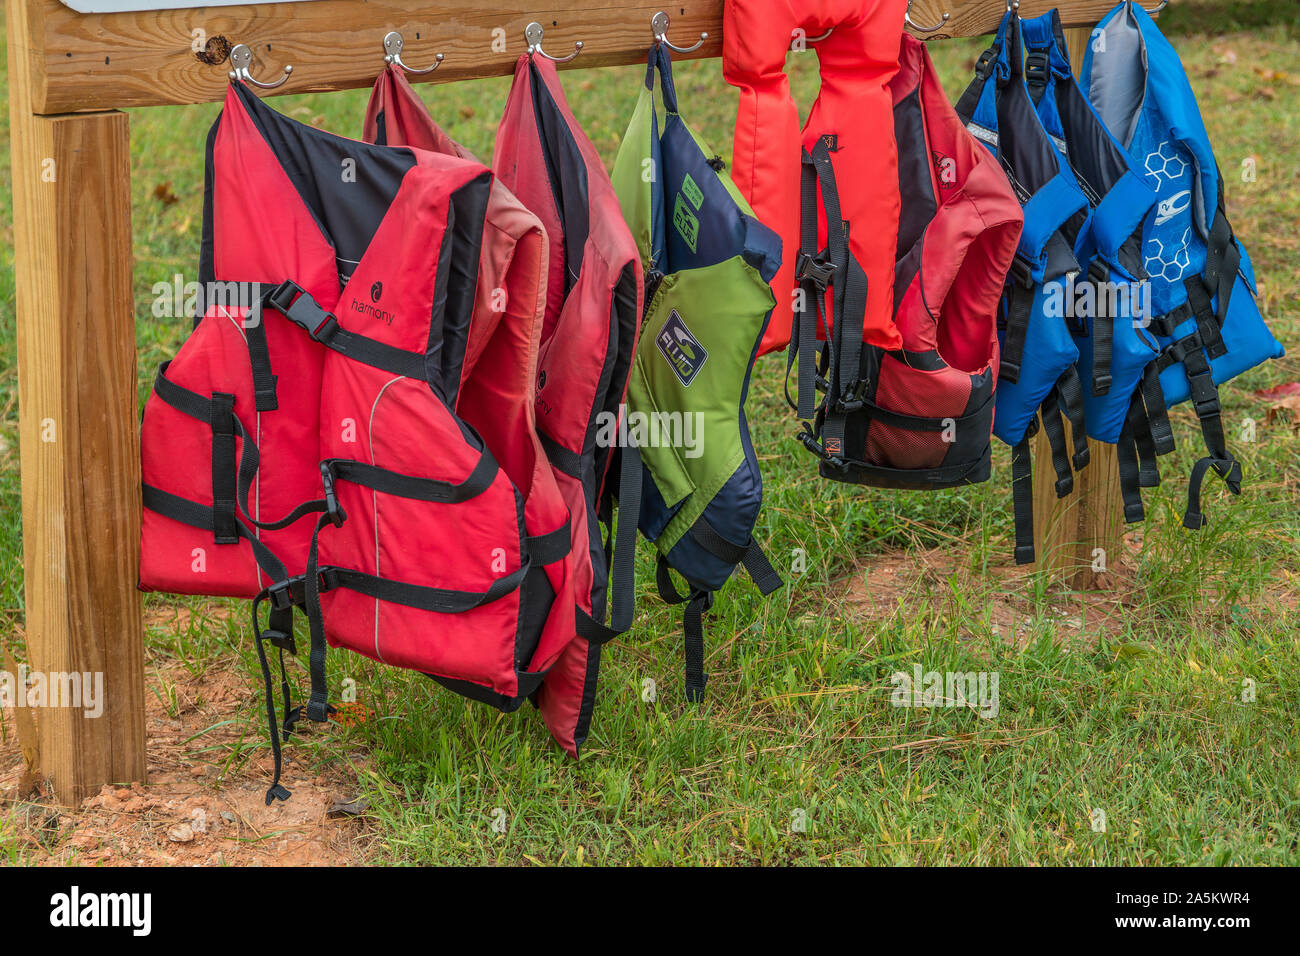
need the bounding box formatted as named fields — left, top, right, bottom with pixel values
left=2, top=1, right=1298, bottom=865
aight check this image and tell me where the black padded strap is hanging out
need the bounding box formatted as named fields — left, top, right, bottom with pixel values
left=1090, top=261, right=1114, bottom=396
left=609, top=443, right=643, bottom=634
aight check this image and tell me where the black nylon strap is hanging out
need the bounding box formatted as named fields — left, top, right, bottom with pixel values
left=526, top=519, right=572, bottom=568
left=1001, top=280, right=1034, bottom=386
left=536, top=428, right=583, bottom=480
left=608, top=442, right=643, bottom=634
left=795, top=150, right=823, bottom=421
left=1090, top=261, right=1114, bottom=396
left=142, top=484, right=291, bottom=585
left=324, top=453, right=497, bottom=505
left=1055, top=366, right=1091, bottom=471
left=152, top=363, right=330, bottom=533
left=1040, top=391, right=1075, bottom=499
left=265, top=281, right=428, bottom=380
left=210, top=392, right=239, bottom=544
left=742, top=542, right=783, bottom=596
left=687, top=518, right=784, bottom=596
left=1011, top=437, right=1035, bottom=566
left=682, top=591, right=712, bottom=703
left=1127, top=392, right=1162, bottom=489
left=1139, top=362, right=1176, bottom=456
left=1116, top=416, right=1146, bottom=523
left=808, top=137, right=866, bottom=459
left=954, top=42, right=1000, bottom=124
left=1184, top=275, right=1227, bottom=362
left=245, top=298, right=279, bottom=411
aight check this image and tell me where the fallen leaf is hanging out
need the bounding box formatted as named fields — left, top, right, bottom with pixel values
left=327, top=797, right=370, bottom=818
left=153, top=182, right=178, bottom=206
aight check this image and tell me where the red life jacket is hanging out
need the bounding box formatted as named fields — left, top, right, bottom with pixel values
left=139, top=82, right=572, bottom=801
left=492, top=55, right=645, bottom=757
left=724, top=0, right=910, bottom=355
left=361, top=64, right=578, bottom=717
left=818, top=33, right=1020, bottom=485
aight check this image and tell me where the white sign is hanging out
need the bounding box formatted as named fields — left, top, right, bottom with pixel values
left=61, top=1, right=316, bottom=11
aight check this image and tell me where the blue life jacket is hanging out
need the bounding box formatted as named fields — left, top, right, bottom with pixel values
left=1082, top=1, right=1285, bottom=528
left=1020, top=9, right=1178, bottom=524
left=956, top=10, right=1093, bottom=564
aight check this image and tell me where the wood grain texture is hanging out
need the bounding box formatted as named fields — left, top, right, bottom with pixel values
left=27, top=0, right=1132, bottom=113
left=10, top=0, right=147, bottom=805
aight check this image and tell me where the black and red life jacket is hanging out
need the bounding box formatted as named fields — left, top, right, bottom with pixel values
left=140, top=82, right=574, bottom=801
left=726, top=11, right=1022, bottom=488
left=492, top=55, right=645, bottom=756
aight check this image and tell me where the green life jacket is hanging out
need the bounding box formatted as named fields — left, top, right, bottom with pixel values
left=612, top=45, right=783, bottom=701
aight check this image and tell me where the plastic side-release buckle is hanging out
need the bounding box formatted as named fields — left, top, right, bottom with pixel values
left=319, top=462, right=347, bottom=527
left=795, top=250, right=836, bottom=290
left=974, top=48, right=998, bottom=80
left=267, top=280, right=339, bottom=342
left=833, top=378, right=868, bottom=415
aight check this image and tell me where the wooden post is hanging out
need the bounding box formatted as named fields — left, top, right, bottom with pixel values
left=1031, top=24, right=1125, bottom=588
left=7, top=0, right=147, bottom=805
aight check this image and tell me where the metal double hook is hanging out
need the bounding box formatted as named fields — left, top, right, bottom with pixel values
left=525, top=21, right=583, bottom=63
left=383, top=31, right=443, bottom=74
left=651, top=11, right=707, bottom=54
left=1143, top=1, right=1170, bottom=11
left=228, top=43, right=293, bottom=89
left=906, top=1, right=950, bottom=34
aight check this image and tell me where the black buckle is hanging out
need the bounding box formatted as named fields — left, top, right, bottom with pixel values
left=267, top=280, right=339, bottom=342
left=974, top=48, right=997, bottom=80
left=319, top=463, right=347, bottom=527
left=795, top=251, right=836, bottom=290
left=268, top=575, right=306, bottom=611
left=833, top=379, right=868, bottom=415
left=1088, top=260, right=1110, bottom=284
left=1187, top=367, right=1221, bottom=420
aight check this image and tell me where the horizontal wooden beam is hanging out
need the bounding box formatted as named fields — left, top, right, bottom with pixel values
left=26, top=0, right=1130, bottom=113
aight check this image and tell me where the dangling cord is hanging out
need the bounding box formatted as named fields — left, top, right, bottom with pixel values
left=251, top=592, right=292, bottom=805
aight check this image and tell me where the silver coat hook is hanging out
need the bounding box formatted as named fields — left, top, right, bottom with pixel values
left=227, top=43, right=292, bottom=89
left=1006, top=1, right=1020, bottom=11
left=1142, top=0, right=1170, bottom=12
left=906, top=1, right=950, bottom=33
left=525, top=21, right=583, bottom=63
left=384, top=31, right=444, bottom=74
left=651, top=11, right=707, bottom=54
